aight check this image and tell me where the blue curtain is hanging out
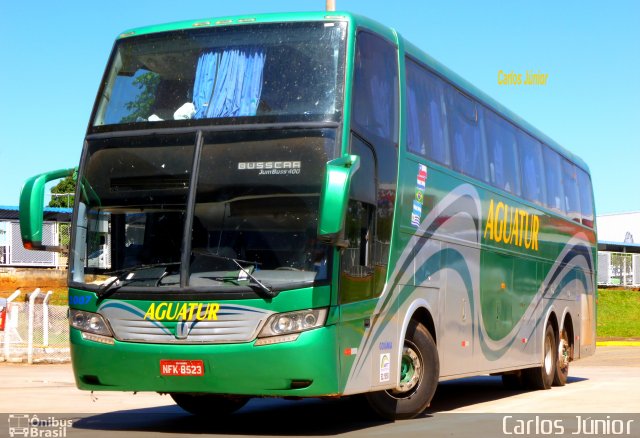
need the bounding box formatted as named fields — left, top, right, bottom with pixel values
left=192, top=47, right=266, bottom=119
left=193, top=51, right=220, bottom=119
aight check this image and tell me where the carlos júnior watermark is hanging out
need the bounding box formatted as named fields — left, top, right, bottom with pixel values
left=498, top=70, right=549, bottom=86
left=502, top=415, right=635, bottom=436
left=7, top=414, right=73, bottom=437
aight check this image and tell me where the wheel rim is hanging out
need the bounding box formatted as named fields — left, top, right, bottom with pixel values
left=389, top=341, right=422, bottom=397
left=558, top=332, right=570, bottom=372
left=544, top=333, right=553, bottom=375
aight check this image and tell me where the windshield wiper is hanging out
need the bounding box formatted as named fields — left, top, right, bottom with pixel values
left=192, top=249, right=278, bottom=299
left=96, top=262, right=181, bottom=300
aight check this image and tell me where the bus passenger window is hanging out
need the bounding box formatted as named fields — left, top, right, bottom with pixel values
left=542, top=146, right=565, bottom=214
left=484, top=109, right=520, bottom=195
left=517, top=132, right=546, bottom=206
left=406, top=59, right=448, bottom=165
left=447, top=88, right=485, bottom=182
left=577, top=168, right=594, bottom=227
left=562, top=159, right=581, bottom=221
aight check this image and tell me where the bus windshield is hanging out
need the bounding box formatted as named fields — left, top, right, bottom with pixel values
left=72, top=129, right=337, bottom=293
left=92, top=21, right=347, bottom=130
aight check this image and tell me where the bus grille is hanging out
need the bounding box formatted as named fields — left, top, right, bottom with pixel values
left=98, top=301, right=272, bottom=344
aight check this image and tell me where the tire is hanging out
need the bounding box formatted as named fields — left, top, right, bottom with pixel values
left=523, top=322, right=557, bottom=390
left=553, top=328, right=571, bottom=386
left=366, top=321, right=439, bottom=420
left=170, top=393, right=249, bottom=416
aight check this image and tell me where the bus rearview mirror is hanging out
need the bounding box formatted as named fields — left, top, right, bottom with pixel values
left=19, top=168, right=76, bottom=252
left=317, top=155, right=360, bottom=245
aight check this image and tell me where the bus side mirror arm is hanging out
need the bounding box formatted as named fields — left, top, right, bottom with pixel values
left=20, top=168, right=76, bottom=252
left=317, top=155, right=360, bottom=246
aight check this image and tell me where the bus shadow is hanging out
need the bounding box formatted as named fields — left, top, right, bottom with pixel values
left=73, top=397, right=386, bottom=436
left=72, top=375, right=589, bottom=436
left=426, top=374, right=588, bottom=413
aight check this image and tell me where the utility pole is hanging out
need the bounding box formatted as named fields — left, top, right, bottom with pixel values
left=326, top=0, right=336, bottom=11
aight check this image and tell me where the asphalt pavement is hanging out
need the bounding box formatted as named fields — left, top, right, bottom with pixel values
left=1, top=346, right=639, bottom=437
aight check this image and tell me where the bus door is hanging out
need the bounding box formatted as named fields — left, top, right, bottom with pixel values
left=337, top=29, right=399, bottom=391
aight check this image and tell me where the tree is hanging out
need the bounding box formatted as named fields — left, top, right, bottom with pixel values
left=121, top=71, right=161, bottom=123
left=49, top=175, right=76, bottom=208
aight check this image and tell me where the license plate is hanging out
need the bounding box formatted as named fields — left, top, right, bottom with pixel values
left=160, top=360, right=204, bottom=376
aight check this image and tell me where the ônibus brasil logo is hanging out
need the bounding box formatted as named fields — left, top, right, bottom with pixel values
left=8, top=414, right=73, bottom=437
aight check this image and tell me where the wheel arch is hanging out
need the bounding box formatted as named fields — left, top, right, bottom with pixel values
left=398, top=299, right=437, bottom=348
left=410, top=306, right=437, bottom=346
left=395, top=299, right=438, bottom=388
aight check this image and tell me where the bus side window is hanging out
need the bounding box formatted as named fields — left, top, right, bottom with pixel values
left=406, top=59, right=449, bottom=165
left=561, top=159, right=581, bottom=222
left=352, top=31, right=398, bottom=147
left=484, top=108, right=520, bottom=195
left=576, top=168, right=594, bottom=228
left=542, top=146, right=565, bottom=214
left=446, top=87, right=486, bottom=182
left=517, top=132, right=547, bottom=207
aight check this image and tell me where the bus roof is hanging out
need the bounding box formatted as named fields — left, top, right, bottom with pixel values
left=117, top=11, right=589, bottom=174
left=117, top=11, right=353, bottom=39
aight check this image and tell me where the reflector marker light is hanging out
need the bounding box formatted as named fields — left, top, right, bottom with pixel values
left=344, top=348, right=358, bottom=356
left=82, top=332, right=115, bottom=345
left=254, top=334, right=299, bottom=346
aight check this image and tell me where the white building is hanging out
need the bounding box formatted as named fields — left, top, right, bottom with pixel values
left=0, top=206, right=71, bottom=268
left=597, top=212, right=640, bottom=286
left=597, top=212, right=640, bottom=244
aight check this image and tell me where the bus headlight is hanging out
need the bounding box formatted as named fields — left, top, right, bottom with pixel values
left=70, top=309, right=113, bottom=337
left=258, top=308, right=328, bottom=338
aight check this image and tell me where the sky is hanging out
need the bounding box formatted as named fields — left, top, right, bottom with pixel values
left=0, top=0, right=638, bottom=215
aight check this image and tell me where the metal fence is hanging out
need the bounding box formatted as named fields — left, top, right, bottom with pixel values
left=598, top=251, right=640, bottom=287
left=0, top=221, right=69, bottom=267
left=0, top=289, right=70, bottom=364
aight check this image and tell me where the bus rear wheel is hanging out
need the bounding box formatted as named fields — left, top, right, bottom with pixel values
left=553, top=328, right=571, bottom=386
left=170, top=393, right=249, bottom=416
left=523, top=322, right=557, bottom=390
left=365, top=320, right=439, bottom=420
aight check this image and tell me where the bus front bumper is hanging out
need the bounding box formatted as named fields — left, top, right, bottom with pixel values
left=70, top=325, right=341, bottom=397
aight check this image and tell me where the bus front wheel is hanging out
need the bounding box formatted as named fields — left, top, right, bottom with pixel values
left=170, top=393, right=249, bottom=416
left=365, top=320, right=439, bottom=420
left=523, top=322, right=557, bottom=390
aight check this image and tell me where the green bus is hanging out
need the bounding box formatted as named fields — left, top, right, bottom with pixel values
left=19, top=11, right=596, bottom=420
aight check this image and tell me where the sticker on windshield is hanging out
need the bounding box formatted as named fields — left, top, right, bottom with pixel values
left=237, top=161, right=301, bottom=176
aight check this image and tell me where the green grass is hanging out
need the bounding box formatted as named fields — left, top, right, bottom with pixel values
left=597, top=289, right=640, bottom=338
left=0, top=288, right=68, bottom=306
